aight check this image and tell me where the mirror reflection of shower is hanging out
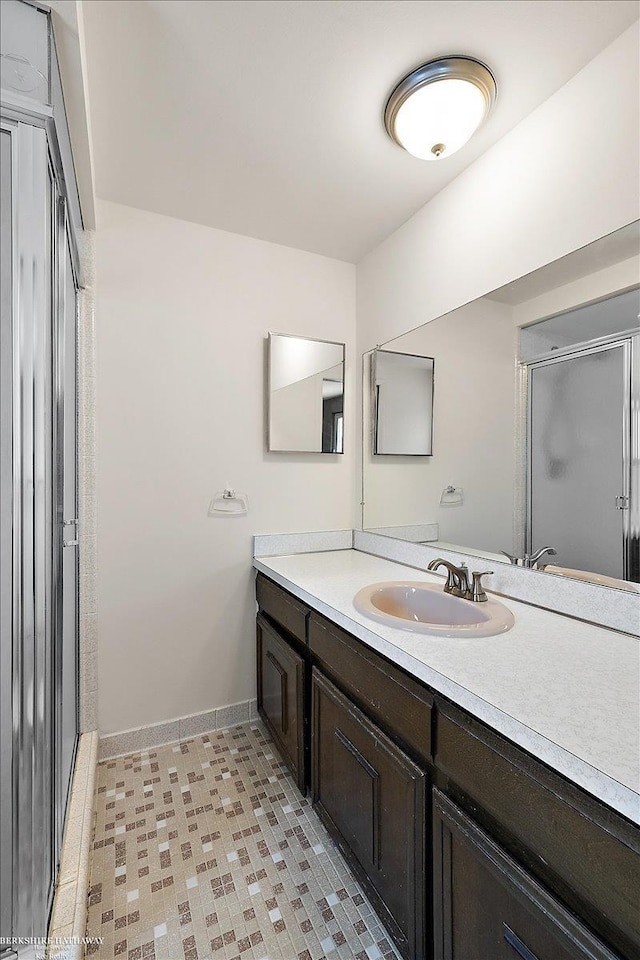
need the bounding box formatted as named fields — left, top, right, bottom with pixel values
left=524, top=290, right=638, bottom=585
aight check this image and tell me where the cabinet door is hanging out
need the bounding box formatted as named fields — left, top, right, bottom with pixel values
left=433, top=790, right=619, bottom=960
left=312, top=669, right=427, bottom=960
left=256, top=614, right=306, bottom=792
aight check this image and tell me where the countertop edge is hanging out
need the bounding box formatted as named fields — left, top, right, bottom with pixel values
left=253, top=557, right=640, bottom=827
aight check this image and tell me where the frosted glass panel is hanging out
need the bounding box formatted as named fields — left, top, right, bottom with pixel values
left=529, top=345, right=625, bottom=578
left=0, top=0, right=49, bottom=104
left=520, top=288, right=639, bottom=361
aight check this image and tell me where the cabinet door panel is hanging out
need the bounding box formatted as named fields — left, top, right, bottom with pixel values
left=331, top=725, right=381, bottom=868
left=256, top=614, right=305, bottom=791
left=435, top=701, right=639, bottom=954
left=433, top=789, right=619, bottom=960
left=312, top=669, right=427, bottom=960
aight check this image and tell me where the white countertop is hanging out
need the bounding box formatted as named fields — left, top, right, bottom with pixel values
left=254, top=549, right=640, bottom=825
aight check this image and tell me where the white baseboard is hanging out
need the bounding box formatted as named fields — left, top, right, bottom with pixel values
left=98, top=698, right=259, bottom=761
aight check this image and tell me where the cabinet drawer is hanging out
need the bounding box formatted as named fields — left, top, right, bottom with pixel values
left=256, top=614, right=306, bottom=791
left=433, top=790, right=619, bottom=960
left=312, top=669, right=427, bottom=960
left=309, top=612, right=433, bottom=764
left=435, top=701, right=640, bottom=956
left=256, top=573, right=308, bottom=644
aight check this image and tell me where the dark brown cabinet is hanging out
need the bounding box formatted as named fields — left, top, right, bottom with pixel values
left=434, top=700, right=640, bottom=956
left=311, top=669, right=427, bottom=960
left=309, top=612, right=433, bottom=766
left=255, top=572, right=639, bottom=960
left=433, top=789, right=618, bottom=960
left=256, top=613, right=306, bottom=791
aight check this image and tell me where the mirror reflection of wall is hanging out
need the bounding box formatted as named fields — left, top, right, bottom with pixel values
left=268, top=333, right=345, bottom=453
left=372, top=350, right=434, bottom=455
left=364, top=298, right=516, bottom=556
left=362, top=221, right=640, bottom=589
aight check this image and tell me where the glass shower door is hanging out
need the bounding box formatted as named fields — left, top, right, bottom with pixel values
left=0, top=121, right=79, bottom=955
left=0, top=118, right=56, bottom=953
left=527, top=341, right=630, bottom=580
left=1, top=3, right=82, bottom=951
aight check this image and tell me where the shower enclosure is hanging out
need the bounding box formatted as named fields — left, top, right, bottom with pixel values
left=1, top=1, right=83, bottom=953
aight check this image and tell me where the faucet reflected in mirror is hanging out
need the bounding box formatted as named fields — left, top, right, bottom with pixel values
left=500, top=547, right=557, bottom=569
left=362, top=221, right=640, bottom=592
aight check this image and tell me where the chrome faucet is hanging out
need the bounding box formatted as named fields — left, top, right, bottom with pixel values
left=500, top=546, right=557, bottom=569
left=427, top=557, right=469, bottom=597
left=427, top=559, right=494, bottom=602
left=427, top=559, right=470, bottom=597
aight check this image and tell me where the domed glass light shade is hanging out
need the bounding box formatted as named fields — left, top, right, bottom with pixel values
left=384, top=57, right=497, bottom=161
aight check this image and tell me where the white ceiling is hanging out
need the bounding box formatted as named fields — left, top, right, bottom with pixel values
left=81, top=0, right=639, bottom=262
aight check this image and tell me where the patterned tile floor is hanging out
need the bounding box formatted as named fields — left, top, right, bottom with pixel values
left=85, top=722, right=401, bottom=960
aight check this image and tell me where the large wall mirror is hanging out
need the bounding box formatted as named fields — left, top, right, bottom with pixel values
left=268, top=333, right=345, bottom=453
left=362, top=221, right=640, bottom=592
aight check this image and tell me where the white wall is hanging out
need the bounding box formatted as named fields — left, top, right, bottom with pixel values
left=363, top=299, right=516, bottom=554
left=356, top=22, right=639, bottom=527
left=357, top=23, right=639, bottom=354
left=96, top=200, right=355, bottom=735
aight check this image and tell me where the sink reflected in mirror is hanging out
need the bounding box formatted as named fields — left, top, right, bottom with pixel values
left=353, top=581, right=515, bottom=638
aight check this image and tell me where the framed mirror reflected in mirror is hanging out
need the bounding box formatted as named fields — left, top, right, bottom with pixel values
left=268, top=333, right=345, bottom=454
left=362, top=220, right=640, bottom=592
left=372, top=350, right=434, bottom=456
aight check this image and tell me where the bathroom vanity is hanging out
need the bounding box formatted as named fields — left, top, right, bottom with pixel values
left=254, top=549, right=639, bottom=960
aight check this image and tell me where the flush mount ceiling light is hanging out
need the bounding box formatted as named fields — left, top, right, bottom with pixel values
left=384, top=57, right=497, bottom=161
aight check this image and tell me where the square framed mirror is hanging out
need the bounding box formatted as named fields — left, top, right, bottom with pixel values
left=268, top=333, right=345, bottom=453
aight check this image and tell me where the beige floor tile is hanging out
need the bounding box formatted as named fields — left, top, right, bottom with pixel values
left=85, top=722, right=401, bottom=960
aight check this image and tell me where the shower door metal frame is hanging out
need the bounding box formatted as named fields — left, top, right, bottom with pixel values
left=0, top=118, right=18, bottom=960
left=52, top=186, right=80, bottom=855
left=524, top=333, right=637, bottom=583
left=1, top=105, right=81, bottom=959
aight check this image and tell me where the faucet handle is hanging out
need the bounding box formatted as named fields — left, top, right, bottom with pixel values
left=470, top=571, right=493, bottom=602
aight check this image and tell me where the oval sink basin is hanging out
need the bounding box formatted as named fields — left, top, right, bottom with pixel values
left=353, top=581, right=514, bottom=638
